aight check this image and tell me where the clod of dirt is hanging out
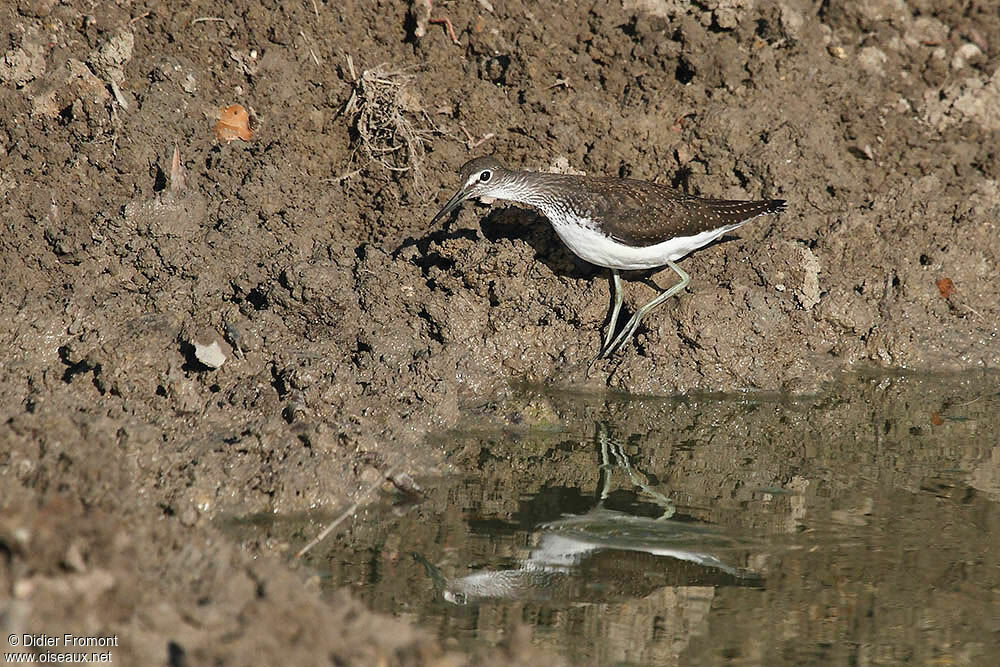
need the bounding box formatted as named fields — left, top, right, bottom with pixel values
left=0, top=26, right=48, bottom=87
left=923, top=69, right=1000, bottom=131
left=411, top=0, right=432, bottom=38
left=28, top=59, right=109, bottom=118
left=87, top=28, right=134, bottom=85
left=122, top=189, right=207, bottom=238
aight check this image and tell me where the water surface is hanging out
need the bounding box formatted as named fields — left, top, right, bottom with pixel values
left=239, top=373, right=1000, bottom=665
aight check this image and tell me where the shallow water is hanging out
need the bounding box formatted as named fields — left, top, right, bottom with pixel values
left=235, top=372, right=1000, bottom=665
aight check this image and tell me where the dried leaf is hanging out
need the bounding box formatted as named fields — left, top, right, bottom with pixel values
left=215, top=104, right=253, bottom=142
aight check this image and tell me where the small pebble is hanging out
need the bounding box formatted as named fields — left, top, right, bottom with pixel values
left=193, top=338, right=227, bottom=369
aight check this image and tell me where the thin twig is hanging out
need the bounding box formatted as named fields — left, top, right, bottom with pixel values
left=109, top=80, right=129, bottom=110
left=321, top=167, right=363, bottom=184
left=961, top=304, right=986, bottom=321
left=299, top=31, right=321, bottom=65
left=296, top=465, right=397, bottom=558
left=460, top=125, right=494, bottom=150
left=429, top=16, right=460, bottom=45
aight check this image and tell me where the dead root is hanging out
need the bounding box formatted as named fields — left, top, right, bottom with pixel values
left=343, top=59, right=435, bottom=191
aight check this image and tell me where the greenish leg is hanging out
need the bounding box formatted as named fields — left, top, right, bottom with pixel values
left=589, top=270, right=626, bottom=369
left=599, top=260, right=689, bottom=359
left=597, top=422, right=613, bottom=502
left=596, top=423, right=675, bottom=518
left=602, top=269, right=624, bottom=353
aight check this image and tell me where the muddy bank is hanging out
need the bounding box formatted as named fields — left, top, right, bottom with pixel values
left=2, top=0, right=998, bottom=663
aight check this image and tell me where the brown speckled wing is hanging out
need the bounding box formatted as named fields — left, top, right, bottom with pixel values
left=567, top=177, right=785, bottom=248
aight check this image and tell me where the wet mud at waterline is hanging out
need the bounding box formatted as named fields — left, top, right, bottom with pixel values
left=2, top=1, right=999, bottom=665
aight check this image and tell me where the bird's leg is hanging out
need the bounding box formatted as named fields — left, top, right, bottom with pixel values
left=597, top=422, right=613, bottom=502
left=588, top=270, right=625, bottom=369
left=597, top=423, right=675, bottom=518
left=602, top=269, right=624, bottom=352
left=599, top=260, right=689, bottom=358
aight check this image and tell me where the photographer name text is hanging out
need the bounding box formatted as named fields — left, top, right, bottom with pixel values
left=11, top=636, right=117, bottom=649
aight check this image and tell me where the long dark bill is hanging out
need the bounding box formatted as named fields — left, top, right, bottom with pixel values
left=430, top=188, right=470, bottom=226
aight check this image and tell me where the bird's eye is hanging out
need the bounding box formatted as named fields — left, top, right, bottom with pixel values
left=479, top=170, right=492, bottom=183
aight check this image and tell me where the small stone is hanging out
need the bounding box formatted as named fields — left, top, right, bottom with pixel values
left=779, top=4, right=805, bottom=40
left=359, top=466, right=383, bottom=485
left=191, top=331, right=229, bottom=369
left=181, top=73, right=198, bottom=94
left=858, top=46, right=888, bottom=76
left=905, top=16, right=949, bottom=48
left=178, top=505, right=199, bottom=527
left=546, top=155, right=586, bottom=176
left=952, top=43, right=984, bottom=70
left=194, top=341, right=226, bottom=368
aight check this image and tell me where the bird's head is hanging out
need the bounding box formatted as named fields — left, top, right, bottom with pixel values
left=430, top=156, right=508, bottom=225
